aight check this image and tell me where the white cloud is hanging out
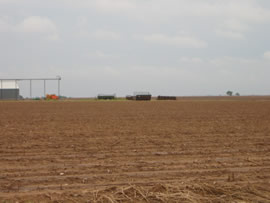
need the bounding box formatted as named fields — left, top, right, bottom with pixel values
left=223, top=19, right=250, bottom=32
left=92, top=29, right=121, bottom=40
left=211, top=1, right=270, bottom=40
left=140, top=34, right=207, bottom=48
left=76, top=17, right=122, bottom=40
left=179, top=57, right=204, bottom=63
left=86, top=51, right=118, bottom=59
left=60, top=1, right=270, bottom=23
left=208, top=56, right=256, bottom=66
left=78, top=29, right=121, bottom=40
left=0, top=0, right=20, bottom=4
left=264, top=51, right=270, bottom=60
left=3, top=1, right=270, bottom=41
left=62, top=0, right=136, bottom=12
left=16, top=16, right=59, bottom=40
left=224, top=1, right=270, bottom=23
left=215, top=29, right=245, bottom=40
left=0, top=16, right=59, bottom=40
left=94, top=0, right=136, bottom=12
left=79, top=0, right=270, bottom=41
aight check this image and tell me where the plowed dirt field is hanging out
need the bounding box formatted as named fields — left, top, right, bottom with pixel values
left=1, top=98, right=270, bottom=202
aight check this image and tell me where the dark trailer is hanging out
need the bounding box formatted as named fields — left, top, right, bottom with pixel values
left=134, top=92, right=152, bottom=101
left=97, top=94, right=116, bottom=100
left=157, top=96, right=177, bottom=100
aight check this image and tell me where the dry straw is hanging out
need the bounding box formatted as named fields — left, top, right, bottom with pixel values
left=8, top=181, right=270, bottom=203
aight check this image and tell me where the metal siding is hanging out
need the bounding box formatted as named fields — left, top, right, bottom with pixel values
left=0, top=89, right=20, bottom=100
left=0, top=80, right=19, bottom=89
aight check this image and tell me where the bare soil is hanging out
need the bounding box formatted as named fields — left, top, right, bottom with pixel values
left=0, top=98, right=270, bottom=202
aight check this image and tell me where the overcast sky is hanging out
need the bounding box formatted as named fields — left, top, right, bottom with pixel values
left=1, top=0, right=270, bottom=97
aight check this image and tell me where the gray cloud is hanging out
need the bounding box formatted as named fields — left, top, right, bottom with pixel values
left=138, top=34, right=207, bottom=48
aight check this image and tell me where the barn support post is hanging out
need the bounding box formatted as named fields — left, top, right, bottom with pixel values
left=30, top=79, right=32, bottom=98
left=58, top=78, right=60, bottom=97
left=0, top=80, right=2, bottom=99
left=44, top=80, right=46, bottom=98
left=15, top=80, right=18, bottom=100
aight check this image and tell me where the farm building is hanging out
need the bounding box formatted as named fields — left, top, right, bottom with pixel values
left=97, top=94, right=116, bottom=100
left=134, top=92, right=152, bottom=101
left=157, top=96, right=177, bottom=100
left=126, top=95, right=134, bottom=100
left=0, top=80, right=20, bottom=100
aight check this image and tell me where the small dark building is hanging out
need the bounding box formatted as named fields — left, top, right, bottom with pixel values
left=126, top=95, right=134, bottom=100
left=134, top=92, right=151, bottom=101
left=97, top=94, right=116, bottom=100
left=157, top=96, right=177, bottom=100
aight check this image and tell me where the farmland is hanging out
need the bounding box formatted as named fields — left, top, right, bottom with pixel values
left=0, top=97, right=270, bottom=202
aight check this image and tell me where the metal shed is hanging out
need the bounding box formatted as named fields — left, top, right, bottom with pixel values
left=0, top=80, right=20, bottom=100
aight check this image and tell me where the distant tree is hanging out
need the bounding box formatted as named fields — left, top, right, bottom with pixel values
left=235, top=92, right=240, bottom=96
left=226, top=90, right=233, bottom=96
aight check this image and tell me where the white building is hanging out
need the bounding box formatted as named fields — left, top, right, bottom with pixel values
left=0, top=80, right=20, bottom=100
